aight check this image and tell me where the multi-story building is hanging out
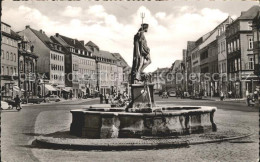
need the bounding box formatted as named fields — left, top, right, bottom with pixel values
left=185, top=41, right=196, bottom=94
left=197, top=17, right=232, bottom=97
left=52, top=34, right=94, bottom=98
left=17, top=34, right=38, bottom=98
left=226, top=6, right=260, bottom=98
left=165, top=60, right=182, bottom=91
left=18, top=26, right=66, bottom=97
left=182, top=49, right=187, bottom=92
left=152, top=67, right=169, bottom=91
left=85, top=41, right=127, bottom=95
left=217, top=17, right=233, bottom=95
left=1, top=22, right=20, bottom=100
left=111, top=53, right=130, bottom=93
left=252, top=12, right=260, bottom=82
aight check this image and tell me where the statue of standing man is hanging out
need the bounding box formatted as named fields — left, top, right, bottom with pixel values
left=131, top=23, right=151, bottom=84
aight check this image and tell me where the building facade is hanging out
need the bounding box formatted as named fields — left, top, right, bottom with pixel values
left=217, top=17, right=233, bottom=95
left=52, top=34, right=94, bottom=98
left=17, top=35, right=38, bottom=98
left=19, top=26, right=66, bottom=97
left=226, top=6, right=260, bottom=98
left=1, top=22, right=20, bottom=100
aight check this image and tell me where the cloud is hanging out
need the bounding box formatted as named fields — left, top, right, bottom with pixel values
left=2, top=4, right=232, bottom=72
left=60, top=6, right=82, bottom=17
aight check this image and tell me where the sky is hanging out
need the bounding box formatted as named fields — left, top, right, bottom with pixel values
left=2, top=0, right=259, bottom=72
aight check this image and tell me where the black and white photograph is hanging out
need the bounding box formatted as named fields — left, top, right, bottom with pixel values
left=1, top=0, right=259, bottom=161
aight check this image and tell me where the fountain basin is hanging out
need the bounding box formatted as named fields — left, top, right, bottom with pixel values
left=70, top=105, right=217, bottom=139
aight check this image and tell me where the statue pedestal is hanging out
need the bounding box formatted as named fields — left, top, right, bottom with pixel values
left=127, top=84, right=155, bottom=112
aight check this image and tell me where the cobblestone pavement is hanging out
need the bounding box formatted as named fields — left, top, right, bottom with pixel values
left=2, top=97, right=259, bottom=162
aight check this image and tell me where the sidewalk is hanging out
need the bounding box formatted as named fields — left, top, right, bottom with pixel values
left=21, top=97, right=99, bottom=107
left=202, top=96, right=246, bottom=102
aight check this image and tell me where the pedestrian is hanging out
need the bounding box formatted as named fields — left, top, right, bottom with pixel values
left=99, top=93, right=103, bottom=104
left=14, top=95, right=22, bottom=110
left=220, top=91, right=224, bottom=101
left=253, top=89, right=258, bottom=101
left=105, top=93, right=109, bottom=104
left=228, top=90, right=232, bottom=98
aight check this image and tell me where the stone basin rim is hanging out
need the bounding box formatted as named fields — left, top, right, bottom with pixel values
left=70, top=106, right=217, bottom=116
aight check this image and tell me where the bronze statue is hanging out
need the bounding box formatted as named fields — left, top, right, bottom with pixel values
left=131, top=23, right=151, bottom=84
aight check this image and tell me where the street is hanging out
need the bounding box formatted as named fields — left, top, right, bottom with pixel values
left=1, top=96, right=259, bottom=162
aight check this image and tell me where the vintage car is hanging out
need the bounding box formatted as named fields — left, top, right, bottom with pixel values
left=46, top=95, right=61, bottom=102
left=168, top=91, right=177, bottom=97
left=21, top=97, right=45, bottom=104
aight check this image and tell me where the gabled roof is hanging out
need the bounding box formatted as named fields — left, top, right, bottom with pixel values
left=97, top=50, right=116, bottom=61
left=152, top=67, right=169, bottom=74
left=239, top=5, right=260, bottom=20
left=30, top=28, right=53, bottom=45
left=111, top=53, right=130, bottom=68
left=28, top=27, right=65, bottom=53
left=58, top=34, right=88, bottom=51
left=2, top=29, right=21, bottom=40
left=86, top=41, right=100, bottom=52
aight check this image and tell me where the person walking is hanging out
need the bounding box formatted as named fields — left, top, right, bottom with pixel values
left=105, top=93, right=109, bottom=104
left=14, top=95, right=22, bottom=110
left=220, top=91, right=224, bottom=101
left=99, top=93, right=104, bottom=104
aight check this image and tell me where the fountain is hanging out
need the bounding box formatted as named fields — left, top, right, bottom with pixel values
left=70, top=20, right=217, bottom=139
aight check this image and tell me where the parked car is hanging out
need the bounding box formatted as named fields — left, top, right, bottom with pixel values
left=154, top=90, right=160, bottom=95
left=182, top=92, right=191, bottom=98
left=47, top=95, right=61, bottom=102
left=168, top=91, right=177, bottom=97
left=1, top=101, right=9, bottom=110
left=21, top=97, right=45, bottom=104
left=161, top=91, right=168, bottom=98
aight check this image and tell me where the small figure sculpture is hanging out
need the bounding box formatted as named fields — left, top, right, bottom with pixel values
left=131, top=23, right=151, bottom=84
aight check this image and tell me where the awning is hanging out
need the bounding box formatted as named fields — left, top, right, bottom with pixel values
left=63, top=87, right=72, bottom=92
left=56, top=84, right=65, bottom=88
left=45, top=84, right=57, bottom=91
left=13, top=86, right=20, bottom=92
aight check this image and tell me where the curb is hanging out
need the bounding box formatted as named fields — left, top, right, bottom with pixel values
left=33, top=132, right=254, bottom=151
left=33, top=139, right=189, bottom=150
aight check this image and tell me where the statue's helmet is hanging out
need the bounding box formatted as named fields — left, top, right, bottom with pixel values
left=141, top=23, right=149, bottom=29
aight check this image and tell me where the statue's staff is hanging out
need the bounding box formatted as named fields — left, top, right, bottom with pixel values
left=140, top=12, right=152, bottom=109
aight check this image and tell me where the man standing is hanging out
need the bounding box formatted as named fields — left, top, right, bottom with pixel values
left=99, top=93, right=103, bottom=104
left=14, top=95, right=22, bottom=110
left=131, top=23, right=151, bottom=83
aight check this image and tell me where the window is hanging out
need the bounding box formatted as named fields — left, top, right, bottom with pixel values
left=249, top=38, right=253, bottom=49
left=14, top=53, right=16, bottom=62
left=230, top=42, right=233, bottom=52
left=248, top=21, right=252, bottom=30
left=1, top=66, right=4, bottom=75
left=14, top=68, right=16, bottom=74
left=234, top=59, right=237, bottom=71
left=6, top=38, right=9, bottom=44
left=10, top=53, right=13, bottom=61
left=249, top=57, right=254, bottom=69
left=237, top=39, right=240, bottom=49
left=10, top=67, right=13, bottom=75
left=228, top=44, right=230, bottom=53
left=6, top=67, right=9, bottom=75
left=6, top=52, right=9, bottom=60
left=234, top=41, right=236, bottom=51
left=1, top=50, right=4, bottom=59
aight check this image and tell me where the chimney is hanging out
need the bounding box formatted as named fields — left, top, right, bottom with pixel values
left=40, top=29, right=43, bottom=33
left=56, top=33, right=59, bottom=37
left=25, top=25, right=30, bottom=29
left=79, top=40, right=84, bottom=45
